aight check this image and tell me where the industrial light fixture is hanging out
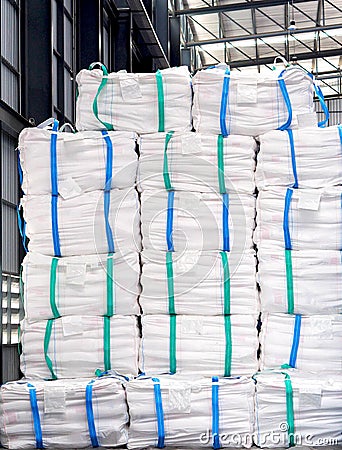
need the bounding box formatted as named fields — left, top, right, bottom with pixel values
left=288, top=19, right=296, bottom=31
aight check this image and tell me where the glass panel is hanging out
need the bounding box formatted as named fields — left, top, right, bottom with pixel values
left=103, top=25, right=109, bottom=68
left=64, top=14, right=73, bottom=68
left=1, top=131, right=18, bottom=204
left=2, top=205, right=19, bottom=274
left=53, top=54, right=58, bottom=109
left=53, top=0, right=58, bottom=50
left=64, top=67, right=73, bottom=121
left=1, top=0, right=19, bottom=69
left=1, top=63, right=19, bottom=111
left=64, top=0, right=72, bottom=15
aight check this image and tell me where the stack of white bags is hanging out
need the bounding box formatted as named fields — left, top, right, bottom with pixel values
left=17, top=124, right=141, bottom=382
left=255, top=83, right=342, bottom=446
left=138, top=103, right=259, bottom=380
left=1, top=61, right=341, bottom=448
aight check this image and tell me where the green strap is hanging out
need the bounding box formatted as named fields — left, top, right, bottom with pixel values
left=220, top=251, right=231, bottom=376
left=106, top=253, right=115, bottom=316
left=156, top=70, right=165, bottom=132
left=88, top=63, right=114, bottom=131
left=19, top=265, right=24, bottom=309
left=285, top=249, right=294, bottom=314
left=103, top=316, right=111, bottom=371
left=50, top=257, right=61, bottom=319
left=284, top=373, right=295, bottom=447
left=44, top=319, right=57, bottom=380
left=169, top=314, right=176, bottom=374
left=17, top=324, right=21, bottom=356
left=224, top=315, right=232, bottom=377
left=166, top=252, right=175, bottom=314
left=217, top=134, right=226, bottom=194
left=220, top=251, right=230, bottom=315
left=166, top=252, right=176, bottom=373
left=163, top=131, right=175, bottom=191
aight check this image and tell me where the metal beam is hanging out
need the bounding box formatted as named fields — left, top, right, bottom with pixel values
left=114, top=8, right=133, bottom=71
left=176, top=0, right=315, bottom=16
left=215, top=48, right=342, bottom=68
left=186, top=24, right=342, bottom=46
left=126, top=0, right=170, bottom=68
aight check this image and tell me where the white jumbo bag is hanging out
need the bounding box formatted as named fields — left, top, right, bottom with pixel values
left=254, top=187, right=342, bottom=251
left=18, top=122, right=138, bottom=195
left=0, top=376, right=128, bottom=449
left=192, top=62, right=329, bottom=137
left=138, top=132, right=256, bottom=194
left=20, top=316, right=139, bottom=379
left=258, top=248, right=342, bottom=315
left=22, top=251, right=140, bottom=321
left=126, top=375, right=255, bottom=449
left=256, top=126, right=342, bottom=190
left=76, top=63, right=192, bottom=133
left=140, top=249, right=258, bottom=315
left=254, top=370, right=342, bottom=447
left=140, top=314, right=259, bottom=377
left=20, top=188, right=141, bottom=257
left=141, top=190, right=255, bottom=252
left=260, top=314, right=342, bottom=374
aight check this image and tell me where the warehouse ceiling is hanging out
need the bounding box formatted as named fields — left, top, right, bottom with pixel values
left=174, top=0, right=342, bottom=96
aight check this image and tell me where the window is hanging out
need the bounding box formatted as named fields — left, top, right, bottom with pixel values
left=1, top=0, right=20, bottom=112
left=102, top=3, right=117, bottom=72
left=1, top=127, right=22, bottom=345
left=52, top=0, right=75, bottom=123
left=102, top=9, right=110, bottom=69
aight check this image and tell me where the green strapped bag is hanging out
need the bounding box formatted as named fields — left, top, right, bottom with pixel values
left=88, top=62, right=114, bottom=131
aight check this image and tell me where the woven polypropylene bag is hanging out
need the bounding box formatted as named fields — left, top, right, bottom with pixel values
left=254, top=370, right=342, bottom=447
left=256, top=126, right=342, bottom=189
left=140, top=249, right=258, bottom=315
left=140, top=314, right=258, bottom=376
left=138, top=132, right=256, bottom=194
left=76, top=66, right=192, bottom=133
left=260, top=314, right=342, bottom=374
left=0, top=376, right=128, bottom=449
left=18, top=128, right=138, bottom=195
left=258, top=248, right=342, bottom=314
left=126, top=375, right=255, bottom=449
left=254, top=187, right=342, bottom=251
left=192, top=66, right=316, bottom=136
left=141, top=190, right=255, bottom=252
left=20, top=315, right=139, bottom=379
left=21, top=188, right=141, bottom=256
left=22, top=251, right=140, bottom=320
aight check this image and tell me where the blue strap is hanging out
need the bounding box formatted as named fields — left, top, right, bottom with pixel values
left=286, top=129, right=298, bottom=188
left=289, top=314, right=302, bottom=368
left=86, top=380, right=100, bottom=448
left=222, top=193, right=230, bottom=252
left=338, top=125, right=342, bottom=148
left=219, top=68, right=230, bottom=137
left=313, top=82, right=330, bottom=127
left=17, top=150, right=23, bottom=187
left=27, top=383, right=43, bottom=449
left=102, top=131, right=115, bottom=254
left=17, top=206, right=28, bottom=253
left=212, top=376, right=220, bottom=450
left=166, top=191, right=175, bottom=252
left=50, top=119, right=61, bottom=257
left=283, top=188, right=293, bottom=250
left=277, top=70, right=293, bottom=131
left=152, top=378, right=165, bottom=449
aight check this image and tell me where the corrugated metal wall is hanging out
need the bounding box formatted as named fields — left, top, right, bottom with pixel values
left=1, top=130, right=19, bottom=275
left=316, top=97, right=342, bottom=126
